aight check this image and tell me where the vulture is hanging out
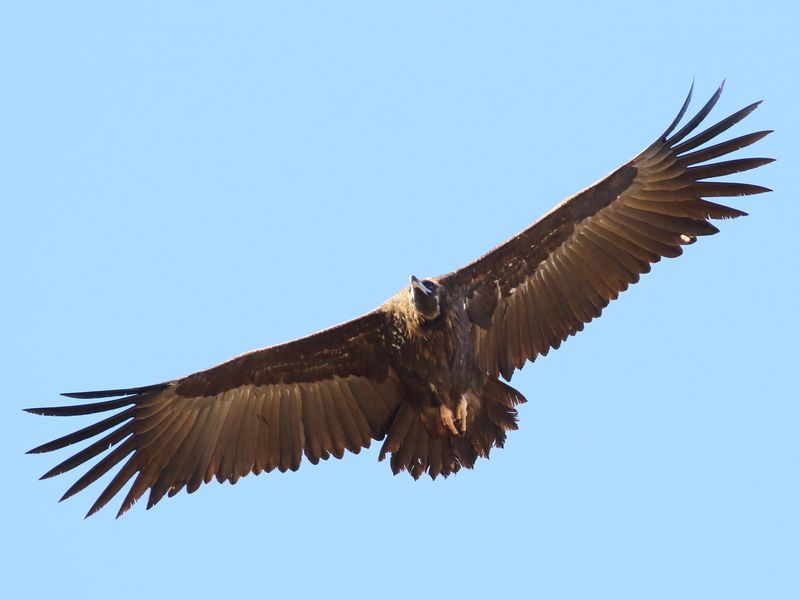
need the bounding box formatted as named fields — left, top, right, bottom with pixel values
left=27, top=83, right=773, bottom=518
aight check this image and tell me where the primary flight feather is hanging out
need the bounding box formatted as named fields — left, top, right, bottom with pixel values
left=27, top=83, right=773, bottom=517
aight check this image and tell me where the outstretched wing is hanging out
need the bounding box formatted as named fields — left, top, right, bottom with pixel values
left=442, top=83, right=773, bottom=380
left=26, top=310, right=403, bottom=517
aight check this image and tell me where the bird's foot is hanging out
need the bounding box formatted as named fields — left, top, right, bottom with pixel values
left=440, top=404, right=458, bottom=435
left=456, top=396, right=468, bottom=433
left=440, top=397, right=468, bottom=435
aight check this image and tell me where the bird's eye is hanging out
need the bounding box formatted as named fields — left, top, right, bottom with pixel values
left=422, top=280, right=434, bottom=290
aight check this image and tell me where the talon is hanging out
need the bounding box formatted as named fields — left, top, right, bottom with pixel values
left=439, top=405, right=459, bottom=436
left=456, top=397, right=468, bottom=433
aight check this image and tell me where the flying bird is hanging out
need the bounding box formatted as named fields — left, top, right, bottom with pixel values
left=27, top=83, right=773, bottom=518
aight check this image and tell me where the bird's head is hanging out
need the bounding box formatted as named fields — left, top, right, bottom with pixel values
left=408, top=275, right=443, bottom=321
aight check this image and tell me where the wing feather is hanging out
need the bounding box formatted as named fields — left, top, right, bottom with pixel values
left=264, top=387, right=282, bottom=472
left=331, top=379, right=364, bottom=453
left=234, top=391, right=259, bottom=480
left=300, top=384, right=326, bottom=465
left=319, top=382, right=347, bottom=459
left=156, top=404, right=213, bottom=500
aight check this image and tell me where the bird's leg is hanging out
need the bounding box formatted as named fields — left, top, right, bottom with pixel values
left=439, top=396, right=469, bottom=436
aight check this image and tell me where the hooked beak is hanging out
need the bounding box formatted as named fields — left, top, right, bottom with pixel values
left=410, top=275, right=432, bottom=295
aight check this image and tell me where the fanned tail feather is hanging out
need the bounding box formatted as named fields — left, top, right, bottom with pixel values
left=379, top=379, right=527, bottom=479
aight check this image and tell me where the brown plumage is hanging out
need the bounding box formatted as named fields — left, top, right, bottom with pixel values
left=26, top=83, right=773, bottom=517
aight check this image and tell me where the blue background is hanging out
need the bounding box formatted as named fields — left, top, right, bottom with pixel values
left=3, top=2, right=797, bottom=598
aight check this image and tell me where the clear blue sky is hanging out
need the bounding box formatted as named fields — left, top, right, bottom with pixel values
left=2, top=2, right=797, bottom=599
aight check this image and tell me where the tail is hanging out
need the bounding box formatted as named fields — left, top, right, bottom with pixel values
left=378, top=379, right=526, bottom=479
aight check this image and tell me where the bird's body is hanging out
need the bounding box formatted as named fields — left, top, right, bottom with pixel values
left=27, top=83, right=773, bottom=517
left=383, top=281, right=482, bottom=425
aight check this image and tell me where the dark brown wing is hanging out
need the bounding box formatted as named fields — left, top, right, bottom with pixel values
left=26, top=310, right=403, bottom=517
left=442, top=83, right=773, bottom=380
